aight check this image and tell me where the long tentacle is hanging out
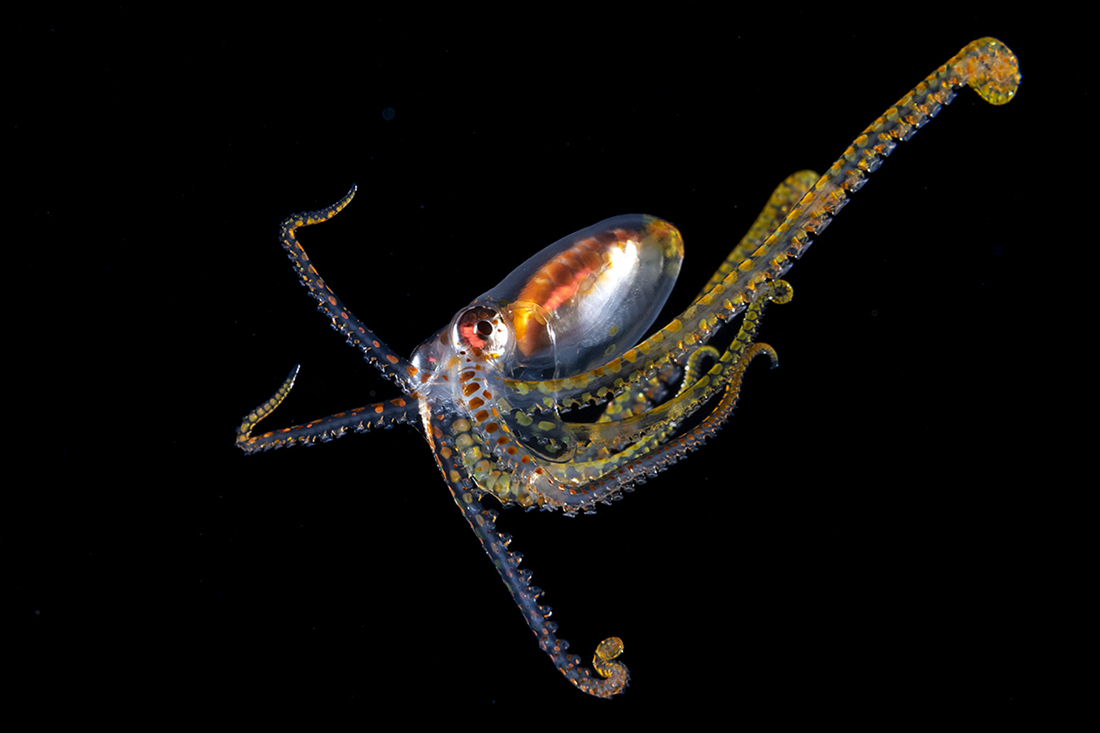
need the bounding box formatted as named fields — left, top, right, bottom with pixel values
left=500, top=37, right=1019, bottom=414
left=569, top=342, right=780, bottom=498
left=279, top=186, right=421, bottom=394
left=473, top=280, right=791, bottom=513
left=692, top=169, right=819, bottom=302
left=425, top=404, right=629, bottom=698
left=235, top=365, right=420, bottom=454
left=518, top=285, right=791, bottom=511
left=501, top=280, right=792, bottom=470
left=595, top=171, right=816, bottom=425
left=565, top=280, right=792, bottom=458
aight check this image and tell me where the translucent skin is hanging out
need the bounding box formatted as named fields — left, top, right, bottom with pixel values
left=235, top=38, right=1019, bottom=698
left=475, top=214, right=684, bottom=381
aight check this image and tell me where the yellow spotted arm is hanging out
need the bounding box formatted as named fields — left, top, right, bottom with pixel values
left=595, top=170, right=816, bottom=425
left=693, top=170, right=819, bottom=301
left=568, top=280, right=792, bottom=461
left=501, top=38, right=1019, bottom=414
left=476, top=280, right=791, bottom=514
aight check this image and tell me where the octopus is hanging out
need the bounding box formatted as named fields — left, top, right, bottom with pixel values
left=235, top=38, right=1019, bottom=698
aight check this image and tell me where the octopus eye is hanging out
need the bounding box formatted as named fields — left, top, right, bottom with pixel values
left=453, top=306, right=512, bottom=361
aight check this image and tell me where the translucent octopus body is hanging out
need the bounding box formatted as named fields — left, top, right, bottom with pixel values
left=236, top=39, right=1019, bottom=698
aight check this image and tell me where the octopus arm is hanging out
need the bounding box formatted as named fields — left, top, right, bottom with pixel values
left=567, top=280, right=792, bottom=458
left=500, top=38, right=1020, bottom=414
left=278, top=186, right=421, bottom=395
left=235, top=364, right=420, bottom=454
left=589, top=170, right=815, bottom=427
left=691, top=170, right=819, bottom=302
left=425, top=404, right=629, bottom=698
left=483, top=281, right=791, bottom=513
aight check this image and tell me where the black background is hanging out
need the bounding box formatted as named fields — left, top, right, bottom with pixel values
left=9, top=9, right=1078, bottom=722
